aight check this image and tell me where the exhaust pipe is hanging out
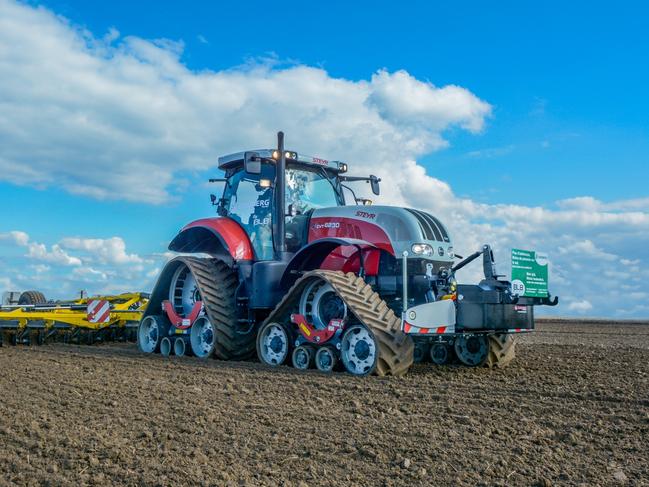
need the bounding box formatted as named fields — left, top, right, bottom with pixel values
left=160, top=337, right=172, bottom=357
left=174, top=337, right=187, bottom=357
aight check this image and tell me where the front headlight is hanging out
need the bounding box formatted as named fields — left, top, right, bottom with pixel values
left=411, top=243, right=434, bottom=256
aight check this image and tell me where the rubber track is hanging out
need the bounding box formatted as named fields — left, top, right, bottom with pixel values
left=263, top=270, right=414, bottom=376
left=485, top=334, right=516, bottom=368
left=176, top=257, right=256, bottom=361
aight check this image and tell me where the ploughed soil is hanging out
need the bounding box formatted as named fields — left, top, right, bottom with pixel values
left=1, top=320, right=648, bottom=486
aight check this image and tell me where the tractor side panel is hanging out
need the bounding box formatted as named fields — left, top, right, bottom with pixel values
left=308, top=217, right=395, bottom=255
left=171, top=217, right=254, bottom=261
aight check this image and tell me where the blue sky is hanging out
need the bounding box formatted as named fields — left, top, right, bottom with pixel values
left=1, top=0, right=648, bottom=316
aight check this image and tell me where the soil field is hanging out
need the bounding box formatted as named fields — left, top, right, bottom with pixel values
left=1, top=320, right=648, bottom=486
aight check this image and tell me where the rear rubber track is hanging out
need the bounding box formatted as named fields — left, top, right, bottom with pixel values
left=264, top=270, right=414, bottom=376
left=166, top=256, right=256, bottom=361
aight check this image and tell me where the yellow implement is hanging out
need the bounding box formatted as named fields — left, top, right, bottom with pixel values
left=0, top=292, right=148, bottom=345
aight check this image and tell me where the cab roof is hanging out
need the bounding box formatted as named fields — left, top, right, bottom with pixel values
left=217, top=149, right=347, bottom=173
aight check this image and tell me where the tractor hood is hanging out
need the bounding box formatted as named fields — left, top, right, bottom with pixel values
left=309, top=206, right=454, bottom=262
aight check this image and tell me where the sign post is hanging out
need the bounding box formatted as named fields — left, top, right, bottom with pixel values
left=511, top=249, right=549, bottom=298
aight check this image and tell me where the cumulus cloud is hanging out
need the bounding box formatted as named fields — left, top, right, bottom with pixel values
left=1, top=231, right=81, bottom=266
left=567, top=300, right=594, bottom=313
left=0, top=229, right=159, bottom=298
left=0, top=0, right=647, bottom=317
left=0, top=0, right=491, bottom=204
left=59, top=237, right=143, bottom=265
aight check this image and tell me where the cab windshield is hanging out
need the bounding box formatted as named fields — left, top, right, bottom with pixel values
left=285, top=166, right=341, bottom=213
left=224, top=164, right=342, bottom=259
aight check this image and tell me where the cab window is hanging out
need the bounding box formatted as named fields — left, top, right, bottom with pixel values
left=224, top=165, right=275, bottom=260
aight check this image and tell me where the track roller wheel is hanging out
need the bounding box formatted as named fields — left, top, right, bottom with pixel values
left=190, top=316, right=216, bottom=358
left=430, top=342, right=451, bottom=365
left=292, top=345, right=314, bottom=370
left=454, top=335, right=489, bottom=367
left=160, top=337, right=172, bottom=357
left=174, top=337, right=187, bottom=357
left=341, top=324, right=378, bottom=376
left=257, top=322, right=291, bottom=366
left=138, top=315, right=166, bottom=354
left=314, top=346, right=337, bottom=373
left=485, top=334, right=516, bottom=368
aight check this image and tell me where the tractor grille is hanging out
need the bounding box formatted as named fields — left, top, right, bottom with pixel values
left=406, top=209, right=450, bottom=243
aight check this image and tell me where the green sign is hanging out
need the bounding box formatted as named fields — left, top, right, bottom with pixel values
left=511, top=249, right=548, bottom=298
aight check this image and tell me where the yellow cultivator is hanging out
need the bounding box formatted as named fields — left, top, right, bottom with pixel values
left=0, top=291, right=148, bottom=346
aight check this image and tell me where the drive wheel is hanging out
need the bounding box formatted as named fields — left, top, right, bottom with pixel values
left=298, top=278, right=347, bottom=330
left=257, top=322, right=291, bottom=366
left=454, top=335, right=489, bottom=367
left=190, top=316, right=216, bottom=358
left=485, top=334, right=516, bottom=368
left=341, top=324, right=377, bottom=376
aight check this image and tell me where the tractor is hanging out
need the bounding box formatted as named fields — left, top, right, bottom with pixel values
left=139, top=132, right=557, bottom=375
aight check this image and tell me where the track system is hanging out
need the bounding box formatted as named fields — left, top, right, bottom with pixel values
left=260, top=270, right=414, bottom=376
left=144, top=256, right=256, bottom=361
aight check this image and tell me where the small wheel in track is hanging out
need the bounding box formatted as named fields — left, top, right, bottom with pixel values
left=292, top=345, right=314, bottom=370
left=160, top=337, right=172, bottom=357
left=257, top=322, right=291, bottom=366
left=174, top=337, right=187, bottom=357
left=315, top=346, right=337, bottom=373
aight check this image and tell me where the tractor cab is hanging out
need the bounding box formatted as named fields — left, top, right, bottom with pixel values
left=216, top=148, right=372, bottom=257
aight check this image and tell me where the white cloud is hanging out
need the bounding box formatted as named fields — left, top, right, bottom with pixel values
left=0, top=230, right=30, bottom=246
left=2, top=230, right=81, bottom=266
left=567, top=300, right=593, bottom=313
left=0, top=0, right=491, bottom=204
left=59, top=237, right=143, bottom=265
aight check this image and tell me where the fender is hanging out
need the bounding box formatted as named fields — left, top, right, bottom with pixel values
left=280, top=237, right=379, bottom=289
left=168, top=217, right=254, bottom=263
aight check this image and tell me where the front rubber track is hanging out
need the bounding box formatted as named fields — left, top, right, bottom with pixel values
left=262, top=270, right=414, bottom=376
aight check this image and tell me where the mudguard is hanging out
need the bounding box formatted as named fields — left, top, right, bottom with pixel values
left=168, top=217, right=254, bottom=263
left=280, top=237, right=378, bottom=289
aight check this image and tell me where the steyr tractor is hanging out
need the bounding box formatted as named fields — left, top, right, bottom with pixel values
left=139, top=132, right=558, bottom=375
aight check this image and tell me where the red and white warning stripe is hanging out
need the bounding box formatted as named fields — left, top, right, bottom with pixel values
left=87, top=299, right=111, bottom=324
left=403, top=322, right=454, bottom=335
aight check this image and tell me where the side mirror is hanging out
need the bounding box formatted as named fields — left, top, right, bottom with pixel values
left=369, top=175, right=381, bottom=196
left=210, top=194, right=217, bottom=206
left=244, top=151, right=261, bottom=175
